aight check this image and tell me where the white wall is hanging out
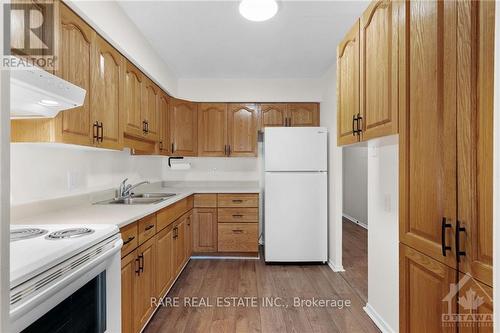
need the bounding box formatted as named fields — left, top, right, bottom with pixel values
left=162, top=157, right=259, bottom=182
left=10, top=144, right=163, bottom=205
left=320, top=64, right=343, bottom=271
left=364, top=136, right=399, bottom=333
left=66, top=0, right=178, bottom=96
left=177, top=78, right=324, bottom=102
left=342, top=146, right=368, bottom=226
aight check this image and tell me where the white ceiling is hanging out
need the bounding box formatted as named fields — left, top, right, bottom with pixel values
left=118, top=1, right=367, bottom=79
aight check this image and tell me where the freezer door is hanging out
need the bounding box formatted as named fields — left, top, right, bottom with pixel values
left=264, top=127, right=328, bottom=172
left=264, top=172, right=327, bottom=262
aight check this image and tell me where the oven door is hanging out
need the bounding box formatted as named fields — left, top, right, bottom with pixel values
left=10, top=235, right=123, bottom=333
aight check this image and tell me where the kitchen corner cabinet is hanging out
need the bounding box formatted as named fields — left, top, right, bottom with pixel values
left=198, top=103, right=228, bottom=157
left=336, top=20, right=360, bottom=146
left=170, top=99, right=198, bottom=156
left=227, top=103, right=259, bottom=157
left=359, top=0, right=398, bottom=140
left=158, top=93, right=171, bottom=155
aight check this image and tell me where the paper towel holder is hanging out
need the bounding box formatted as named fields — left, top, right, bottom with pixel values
left=168, top=156, right=184, bottom=167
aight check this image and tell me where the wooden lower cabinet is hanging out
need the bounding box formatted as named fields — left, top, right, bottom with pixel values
left=155, top=225, right=174, bottom=299
left=185, top=211, right=193, bottom=259
left=192, top=208, right=218, bottom=252
left=134, top=237, right=156, bottom=332
left=400, top=244, right=456, bottom=333
left=458, top=274, right=493, bottom=333
left=121, top=250, right=138, bottom=333
left=173, top=217, right=186, bottom=276
left=218, top=223, right=258, bottom=252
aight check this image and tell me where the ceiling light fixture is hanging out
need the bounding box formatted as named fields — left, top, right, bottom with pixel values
left=239, top=0, right=278, bottom=22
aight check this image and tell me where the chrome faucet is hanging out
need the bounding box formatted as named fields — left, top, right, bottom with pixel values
left=118, top=178, right=150, bottom=198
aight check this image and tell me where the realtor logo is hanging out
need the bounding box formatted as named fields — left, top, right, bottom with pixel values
left=442, top=274, right=493, bottom=328
left=4, top=1, right=56, bottom=69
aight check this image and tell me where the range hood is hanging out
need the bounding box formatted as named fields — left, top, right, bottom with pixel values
left=10, top=63, right=86, bottom=119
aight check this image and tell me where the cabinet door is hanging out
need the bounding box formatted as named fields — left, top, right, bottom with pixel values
left=142, top=78, right=160, bottom=141
left=337, top=20, right=360, bottom=145
left=91, top=35, right=123, bottom=150
left=399, top=0, right=457, bottom=269
left=227, top=103, right=258, bottom=157
left=123, top=61, right=144, bottom=139
left=134, top=237, right=156, bottom=332
left=192, top=208, right=217, bottom=252
left=287, top=103, right=319, bottom=127
left=158, top=93, right=170, bottom=155
left=156, top=226, right=174, bottom=298
left=198, top=103, right=227, bottom=157
left=457, top=0, right=494, bottom=288
left=458, top=274, right=493, bottom=333
left=185, top=211, right=193, bottom=259
left=359, top=0, right=398, bottom=140
left=173, top=218, right=186, bottom=276
left=399, top=244, right=456, bottom=333
left=121, top=250, right=137, bottom=333
left=55, top=3, right=92, bottom=146
left=260, top=103, right=287, bottom=127
left=170, top=99, right=198, bottom=156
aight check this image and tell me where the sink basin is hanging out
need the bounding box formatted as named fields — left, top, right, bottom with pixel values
left=131, top=193, right=176, bottom=199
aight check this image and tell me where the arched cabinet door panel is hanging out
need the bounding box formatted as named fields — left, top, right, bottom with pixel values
left=227, top=103, right=259, bottom=157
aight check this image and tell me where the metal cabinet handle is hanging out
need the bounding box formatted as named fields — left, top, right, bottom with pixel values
left=224, top=145, right=228, bottom=156
left=441, top=217, right=452, bottom=256
left=356, top=113, right=363, bottom=136
left=145, top=121, right=149, bottom=133
left=145, top=224, right=154, bottom=231
left=352, top=115, right=356, bottom=136
left=232, top=199, right=243, bottom=203
left=228, top=145, right=231, bottom=156
left=99, top=122, right=104, bottom=142
left=171, top=142, right=175, bottom=153
left=93, top=121, right=99, bottom=143
left=135, top=257, right=140, bottom=275
left=455, top=220, right=466, bottom=262
left=232, top=214, right=243, bottom=218
left=138, top=254, right=144, bottom=272
left=159, top=141, right=163, bottom=151
left=123, top=236, right=135, bottom=245
left=232, top=229, right=243, bottom=233
left=142, top=120, right=147, bottom=134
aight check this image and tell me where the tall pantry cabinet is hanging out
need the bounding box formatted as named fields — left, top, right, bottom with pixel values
left=399, top=1, right=494, bottom=332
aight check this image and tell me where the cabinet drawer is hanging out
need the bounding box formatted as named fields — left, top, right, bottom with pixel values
left=217, top=208, right=258, bottom=223
left=157, top=196, right=192, bottom=231
left=120, top=222, right=138, bottom=257
left=218, top=223, right=258, bottom=252
left=138, top=214, right=156, bottom=245
left=194, top=194, right=217, bottom=207
left=217, top=194, right=258, bottom=208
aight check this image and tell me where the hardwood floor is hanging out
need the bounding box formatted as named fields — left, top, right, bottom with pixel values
left=340, top=218, right=368, bottom=302
left=145, top=253, right=378, bottom=332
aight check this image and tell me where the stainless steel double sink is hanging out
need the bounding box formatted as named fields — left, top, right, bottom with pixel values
left=95, top=193, right=177, bottom=205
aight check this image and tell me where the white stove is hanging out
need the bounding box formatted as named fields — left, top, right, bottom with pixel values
left=10, top=224, right=122, bottom=333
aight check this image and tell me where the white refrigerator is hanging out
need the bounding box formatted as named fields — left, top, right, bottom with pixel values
left=263, top=127, right=328, bottom=262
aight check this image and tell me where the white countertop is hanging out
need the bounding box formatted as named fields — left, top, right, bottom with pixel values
left=11, top=181, right=259, bottom=228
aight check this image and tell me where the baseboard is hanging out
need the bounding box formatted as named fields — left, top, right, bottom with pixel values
left=343, top=213, right=368, bottom=229
left=363, top=303, right=396, bottom=333
left=327, top=260, right=344, bottom=272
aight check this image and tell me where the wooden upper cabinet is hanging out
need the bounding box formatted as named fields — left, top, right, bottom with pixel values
left=123, top=61, right=144, bottom=139
left=90, top=34, right=123, bottom=150
left=399, top=244, right=456, bottom=333
left=287, top=103, right=319, bottom=127
left=359, top=0, right=398, bottom=140
left=198, top=103, right=228, bottom=157
left=142, top=78, right=160, bottom=141
left=337, top=20, right=360, bottom=146
left=399, top=0, right=458, bottom=269
left=158, top=93, right=170, bottom=155
left=54, top=3, right=92, bottom=146
left=260, top=103, right=287, bottom=127
left=227, top=103, right=258, bottom=157
left=457, top=1, right=494, bottom=287
left=170, top=99, right=198, bottom=156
